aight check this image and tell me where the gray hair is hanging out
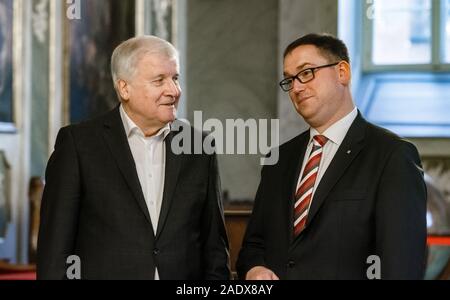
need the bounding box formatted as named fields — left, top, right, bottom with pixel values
left=111, top=35, right=178, bottom=93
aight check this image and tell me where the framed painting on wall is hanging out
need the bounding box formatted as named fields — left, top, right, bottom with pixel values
left=422, top=156, right=450, bottom=279
left=0, top=151, right=10, bottom=242
left=65, top=0, right=136, bottom=124
left=0, top=0, right=14, bottom=132
left=136, top=0, right=175, bottom=42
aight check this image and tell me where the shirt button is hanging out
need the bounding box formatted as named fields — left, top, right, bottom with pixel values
left=287, top=260, right=295, bottom=268
left=149, top=201, right=154, bottom=206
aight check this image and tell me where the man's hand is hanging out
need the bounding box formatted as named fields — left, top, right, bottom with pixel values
left=245, top=266, right=279, bottom=280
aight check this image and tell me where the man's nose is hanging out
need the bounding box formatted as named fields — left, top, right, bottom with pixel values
left=165, top=79, right=181, bottom=97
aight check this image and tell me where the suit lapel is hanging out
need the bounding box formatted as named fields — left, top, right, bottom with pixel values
left=102, top=106, right=154, bottom=230
left=156, top=130, right=182, bottom=239
left=305, top=113, right=367, bottom=229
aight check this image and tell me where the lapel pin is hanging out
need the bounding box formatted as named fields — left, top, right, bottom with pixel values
left=347, top=150, right=352, bottom=154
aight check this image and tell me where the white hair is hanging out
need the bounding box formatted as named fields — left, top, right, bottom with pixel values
left=111, top=35, right=178, bottom=95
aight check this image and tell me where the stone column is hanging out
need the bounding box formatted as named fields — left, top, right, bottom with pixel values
left=278, top=0, right=338, bottom=143
left=185, top=0, right=278, bottom=201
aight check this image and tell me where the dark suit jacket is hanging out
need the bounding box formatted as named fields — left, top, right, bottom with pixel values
left=37, top=106, right=230, bottom=280
left=237, top=113, right=427, bottom=280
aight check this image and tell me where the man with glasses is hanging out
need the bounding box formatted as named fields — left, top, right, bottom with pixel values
left=237, top=33, right=427, bottom=280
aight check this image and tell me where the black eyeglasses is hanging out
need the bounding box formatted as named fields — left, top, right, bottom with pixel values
left=279, top=62, right=340, bottom=92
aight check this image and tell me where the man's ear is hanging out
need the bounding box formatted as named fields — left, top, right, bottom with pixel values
left=337, top=61, right=351, bottom=85
left=117, top=79, right=130, bottom=101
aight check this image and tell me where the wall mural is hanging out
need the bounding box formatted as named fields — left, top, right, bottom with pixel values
left=0, top=151, right=10, bottom=240
left=0, top=0, right=13, bottom=125
left=149, top=0, right=173, bottom=42
left=423, top=157, right=450, bottom=279
left=68, top=0, right=135, bottom=123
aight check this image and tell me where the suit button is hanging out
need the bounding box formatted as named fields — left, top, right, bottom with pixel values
left=153, top=248, right=160, bottom=255
left=287, top=260, right=295, bottom=268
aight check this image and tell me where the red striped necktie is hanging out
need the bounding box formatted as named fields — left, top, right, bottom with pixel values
left=294, top=135, right=328, bottom=237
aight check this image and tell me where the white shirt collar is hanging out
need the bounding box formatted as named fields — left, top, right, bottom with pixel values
left=119, top=104, right=171, bottom=140
left=309, top=107, right=358, bottom=146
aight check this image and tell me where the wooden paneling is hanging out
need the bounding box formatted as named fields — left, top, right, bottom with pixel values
left=224, top=203, right=252, bottom=278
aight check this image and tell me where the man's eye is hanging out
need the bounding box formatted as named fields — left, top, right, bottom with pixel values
left=301, top=69, right=313, bottom=77
left=153, top=79, right=164, bottom=85
left=281, top=79, right=291, bottom=86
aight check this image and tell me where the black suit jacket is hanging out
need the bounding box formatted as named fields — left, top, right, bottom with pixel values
left=37, top=106, right=230, bottom=280
left=237, top=113, right=427, bottom=280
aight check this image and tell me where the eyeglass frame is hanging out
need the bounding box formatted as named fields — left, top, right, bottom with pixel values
left=279, top=62, right=340, bottom=92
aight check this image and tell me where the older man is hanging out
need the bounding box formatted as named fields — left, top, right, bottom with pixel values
left=37, top=36, right=230, bottom=280
left=237, top=33, right=427, bottom=280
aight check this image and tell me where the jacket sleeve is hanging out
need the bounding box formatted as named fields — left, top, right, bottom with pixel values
left=376, top=141, right=427, bottom=279
left=202, top=153, right=231, bottom=279
left=236, top=166, right=268, bottom=279
left=37, top=126, right=81, bottom=280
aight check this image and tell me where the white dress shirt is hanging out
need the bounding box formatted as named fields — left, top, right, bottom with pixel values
left=120, top=105, right=170, bottom=280
left=296, top=107, right=358, bottom=203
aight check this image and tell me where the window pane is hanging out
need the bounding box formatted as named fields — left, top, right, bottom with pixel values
left=372, top=0, right=432, bottom=65
left=445, top=0, right=450, bottom=62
